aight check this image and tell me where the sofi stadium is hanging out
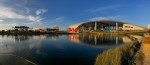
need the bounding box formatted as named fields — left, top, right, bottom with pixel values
left=69, top=20, right=146, bottom=33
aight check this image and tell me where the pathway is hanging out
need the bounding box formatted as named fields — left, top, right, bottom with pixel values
left=135, top=40, right=150, bottom=65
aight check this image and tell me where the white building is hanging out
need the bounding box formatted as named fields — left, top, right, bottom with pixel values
left=52, top=26, right=59, bottom=30
left=122, top=24, right=145, bottom=30
left=148, top=24, right=150, bottom=30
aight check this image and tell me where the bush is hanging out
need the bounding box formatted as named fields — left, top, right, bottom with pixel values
left=95, top=41, right=139, bottom=65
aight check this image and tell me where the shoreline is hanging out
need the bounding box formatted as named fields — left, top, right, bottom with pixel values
left=0, top=31, right=145, bottom=36
left=95, top=41, right=141, bottom=65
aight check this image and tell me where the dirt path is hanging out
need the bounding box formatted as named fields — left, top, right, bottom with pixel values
left=135, top=41, right=150, bottom=65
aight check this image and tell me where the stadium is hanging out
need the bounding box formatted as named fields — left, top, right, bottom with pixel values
left=69, top=20, right=146, bottom=33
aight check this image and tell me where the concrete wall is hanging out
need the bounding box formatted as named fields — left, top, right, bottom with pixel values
left=122, top=24, right=145, bottom=30
left=148, top=24, right=150, bottom=30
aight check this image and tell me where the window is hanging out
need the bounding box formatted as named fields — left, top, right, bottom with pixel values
left=125, top=26, right=133, bottom=28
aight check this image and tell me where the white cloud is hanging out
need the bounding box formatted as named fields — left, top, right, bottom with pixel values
left=26, top=22, right=34, bottom=24
left=11, top=23, right=18, bottom=26
left=87, top=5, right=120, bottom=13
left=53, top=17, right=65, bottom=22
left=0, top=6, right=44, bottom=24
left=0, top=6, right=26, bottom=19
left=36, top=9, right=47, bottom=15
left=90, top=16, right=122, bottom=21
left=26, top=8, right=30, bottom=13
left=0, top=23, right=18, bottom=30
left=0, top=19, right=4, bottom=22
left=12, top=20, right=16, bottom=22
left=0, top=23, right=18, bottom=27
left=27, top=15, right=42, bottom=24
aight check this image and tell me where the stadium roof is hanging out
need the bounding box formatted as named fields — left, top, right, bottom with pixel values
left=69, top=20, right=145, bottom=28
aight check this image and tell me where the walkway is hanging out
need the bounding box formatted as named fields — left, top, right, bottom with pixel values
left=135, top=40, right=150, bottom=65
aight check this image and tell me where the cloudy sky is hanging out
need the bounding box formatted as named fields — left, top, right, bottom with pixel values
left=0, top=0, right=150, bottom=30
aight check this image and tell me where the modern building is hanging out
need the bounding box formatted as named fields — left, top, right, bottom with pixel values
left=52, top=26, right=59, bottom=30
left=12, top=26, right=29, bottom=31
left=69, top=20, right=146, bottom=33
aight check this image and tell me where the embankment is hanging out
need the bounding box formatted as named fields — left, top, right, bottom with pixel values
left=95, top=41, right=141, bottom=65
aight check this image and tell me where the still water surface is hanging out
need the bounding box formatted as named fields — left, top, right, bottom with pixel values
left=0, top=34, right=132, bottom=65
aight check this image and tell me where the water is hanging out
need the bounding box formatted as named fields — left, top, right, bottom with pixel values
left=0, top=34, right=132, bottom=65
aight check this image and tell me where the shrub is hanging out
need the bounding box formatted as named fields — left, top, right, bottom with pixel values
left=95, top=41, right=139, bottom=65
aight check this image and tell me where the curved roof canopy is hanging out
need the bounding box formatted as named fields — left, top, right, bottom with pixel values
left=69, top=20, right=126, bottom=28
left=69, top=20, right=145, bottom=29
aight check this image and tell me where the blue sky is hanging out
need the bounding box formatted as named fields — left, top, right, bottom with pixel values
left=0, top=0, right=150, bottom=30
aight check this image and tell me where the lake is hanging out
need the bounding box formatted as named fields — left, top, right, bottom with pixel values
left=0, top=34, right=132, bottom=65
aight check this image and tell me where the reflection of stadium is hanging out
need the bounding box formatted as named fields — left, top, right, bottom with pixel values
left=68, top=34, right=132, bottom=46
left=69, top=35, right=80, bottom=43
left=69, top=20, right=146, bottom=33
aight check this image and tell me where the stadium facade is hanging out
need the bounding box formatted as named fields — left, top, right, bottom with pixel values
left=69, top=20, right=146, bottom=33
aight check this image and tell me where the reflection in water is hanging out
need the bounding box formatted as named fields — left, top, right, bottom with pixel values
left=13, top=35, right=29, bottom=42
left=69, top=35, right=80, bottom=43
left=0, top=34, right=132, bottom=65
left=68, top=34, right=132, bottom=46
left=51, top=35, right=60, bottom=40
left=32, top=34, right=60, bottom=40
left=0, top=54, right=34, bottom=65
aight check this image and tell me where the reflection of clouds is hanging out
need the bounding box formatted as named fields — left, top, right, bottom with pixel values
left=0, top=35, right=66, bottom=65
left=0, top=54, right=36, bottom=65
left=36, top=49, right=46, bottom=56
left=0, top=43, right=16, bottom=53
left=28, top=40, right=46, bottom=55
left=0, top=36, right=44, bottom=55
left=28, top=41, right=41, bottom=50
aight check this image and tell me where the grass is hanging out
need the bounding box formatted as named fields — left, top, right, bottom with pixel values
left=95, top=41, right=140, bottom=65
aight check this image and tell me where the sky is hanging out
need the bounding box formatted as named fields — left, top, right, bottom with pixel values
left=0, top=0, right=150, bottom=30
